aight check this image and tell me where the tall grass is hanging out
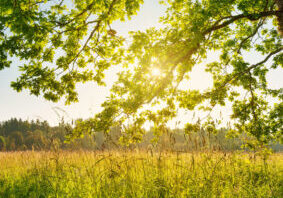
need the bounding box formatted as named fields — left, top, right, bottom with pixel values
left=0, top=151, right=282, bottom=198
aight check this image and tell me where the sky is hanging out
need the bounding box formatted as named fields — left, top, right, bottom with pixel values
left=0, top=0, right=167, bottom=125
left=0, top=0, right=282, bottom=126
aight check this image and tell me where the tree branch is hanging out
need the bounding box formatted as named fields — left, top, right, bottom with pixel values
left=56, top=1, right=96, bottom=27
left=203, top=10, right=281, bottom=35
left=69, top=0, right=118, bottom=69
left=237, top=19, right=265, bottom=54
left=206, top=47, right=283, bottom=96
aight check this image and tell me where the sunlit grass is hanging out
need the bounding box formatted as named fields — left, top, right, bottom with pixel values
left=0, top=151, right=282, bottom=197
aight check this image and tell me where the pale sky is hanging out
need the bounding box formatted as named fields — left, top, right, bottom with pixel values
left=0, top=0, right=167, bottom=125
left=0, top=0, right=282, bottom=127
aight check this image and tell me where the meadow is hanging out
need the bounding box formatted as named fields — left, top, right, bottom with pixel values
left=0, top=151, right=282, bottom=198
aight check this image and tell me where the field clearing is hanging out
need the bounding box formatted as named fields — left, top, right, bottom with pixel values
left=0, top=151, right=282, bottom=198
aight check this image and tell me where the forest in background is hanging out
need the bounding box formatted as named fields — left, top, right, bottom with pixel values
left=0, top=118, right=282, bottom=152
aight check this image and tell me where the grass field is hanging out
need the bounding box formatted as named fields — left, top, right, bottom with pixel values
left=0, top=151, right=282, bottom=198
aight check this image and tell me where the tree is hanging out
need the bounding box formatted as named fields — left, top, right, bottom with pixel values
left=0, top=136, right=6, bottom=151
left=74, top=0, right=283, bottom=148
left=9, top=131, right=24, bottom=149
left=1, top=0, right=282, bottom=146
left=1, top=0, right=143, bottom=104
left=25, top=130, right=48, bottom=150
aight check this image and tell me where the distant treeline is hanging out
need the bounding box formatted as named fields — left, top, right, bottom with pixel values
left=0, top=118, right=282, bottom=152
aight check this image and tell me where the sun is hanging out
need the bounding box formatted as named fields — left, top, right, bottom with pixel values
left=152, top=68, right=161, bottom=76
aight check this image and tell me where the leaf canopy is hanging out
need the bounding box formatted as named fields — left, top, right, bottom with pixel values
left=1, top=0, right=282, bottom=145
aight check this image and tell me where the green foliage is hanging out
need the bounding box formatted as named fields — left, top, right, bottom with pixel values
left=1, top=0, right=282, bottom=147
left=1, top=0, right=143, bottom=104
left=0, top=118, right=79, bottom=151
left=5, top=118, right=278, bottom=152
left=25, top=130, right=48, bottom=150
left=0, top=136, right=6, bottom=151
left=9, top=131, right=24, bottom=149
left=73, top=0, right=282, bottom=147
